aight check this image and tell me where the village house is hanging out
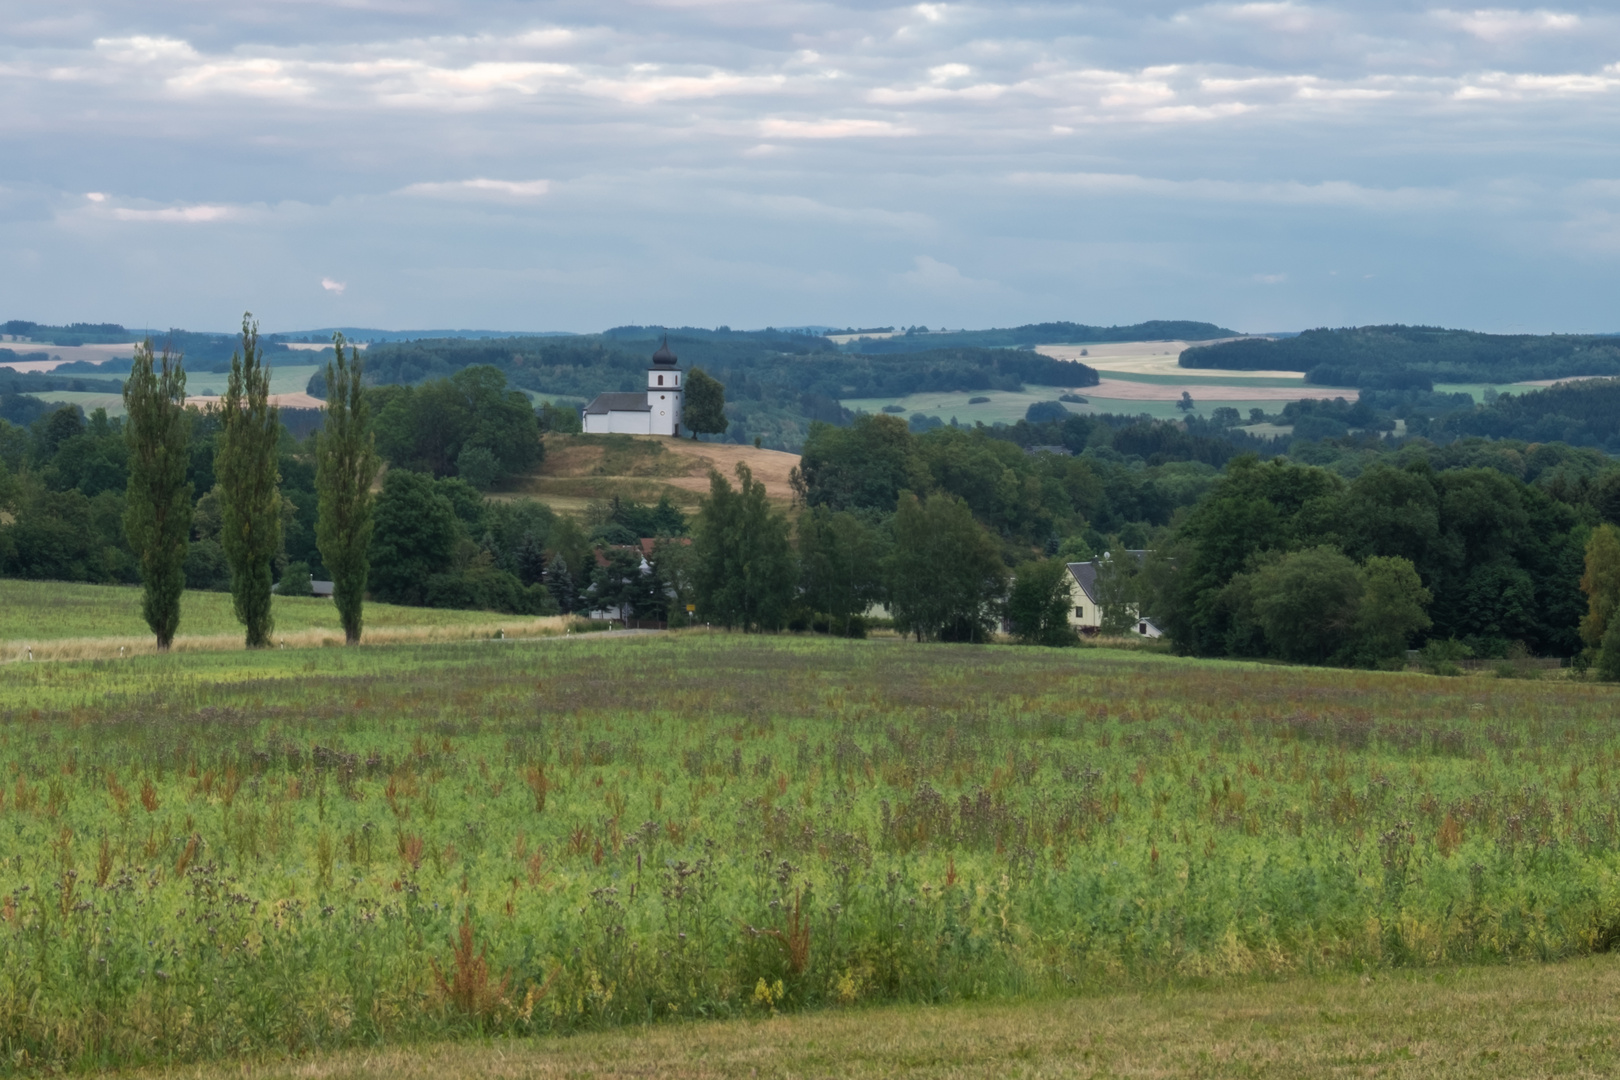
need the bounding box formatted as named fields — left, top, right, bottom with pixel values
left=1066, top=552, right=1163, bottom=638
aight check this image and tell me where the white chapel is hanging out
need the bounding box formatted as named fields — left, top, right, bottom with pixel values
left=581, top=338, right=684, bottom=436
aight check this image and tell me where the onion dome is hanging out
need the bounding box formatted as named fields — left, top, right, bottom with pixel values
left=651, top=335, right=678, bottom=366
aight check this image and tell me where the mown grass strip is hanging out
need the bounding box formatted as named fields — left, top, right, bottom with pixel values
left=139, top=955, right=1620, bottom=1079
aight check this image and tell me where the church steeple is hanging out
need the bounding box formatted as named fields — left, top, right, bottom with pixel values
left=646, top=336, right=683, bottom=436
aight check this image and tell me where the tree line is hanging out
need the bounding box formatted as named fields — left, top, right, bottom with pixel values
left=14, top=321, right=1620, bottom=669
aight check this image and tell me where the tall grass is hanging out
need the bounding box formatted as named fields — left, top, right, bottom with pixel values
left=0, top=636, right=1619, bottom=1069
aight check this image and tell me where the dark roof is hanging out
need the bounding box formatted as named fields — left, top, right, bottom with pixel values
left=1066, top=551, right=1150, bottom=605
left=1066, top=561, right=1099, bottom=604
left=584, top=392, right=651, bottom=415
left=652, top=335, right=678, bottom=366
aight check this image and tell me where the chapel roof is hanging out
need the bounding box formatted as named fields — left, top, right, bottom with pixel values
left=583, top=392, right=652, bottom=415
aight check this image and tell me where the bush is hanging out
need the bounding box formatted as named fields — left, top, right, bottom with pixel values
left=277, top=561, right=314, bottom=597
left=968, top=396, right=991, bottom=405
left=881, top=404, right=905, bottom=414
left=1421, top=638, right=1473, bottom=676
left=425, top=566, right=557, bottom=615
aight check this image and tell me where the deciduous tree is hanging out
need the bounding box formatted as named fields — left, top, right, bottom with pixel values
left=1005, top=557, right=1075, bottom=646
left=684, top=367, right=729, bottom=439
left=886, top=492, right=1007, bottom=642
left=368, top=469, right=459, bottom=606
left=798, top=506, right=886, bottom=636
left=692, top=462, right=794, bottom=630
left=122, top=339, right=192, bottom=650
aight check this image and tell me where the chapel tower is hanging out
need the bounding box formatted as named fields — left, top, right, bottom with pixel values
left=647, top=336, right=682, bottom=436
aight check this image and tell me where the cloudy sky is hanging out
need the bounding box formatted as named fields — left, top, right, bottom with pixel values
left=2, top=2, right=1617, bottom=334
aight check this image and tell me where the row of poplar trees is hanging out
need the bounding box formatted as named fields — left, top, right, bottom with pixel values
left=122, top=313, right=377, bottom=649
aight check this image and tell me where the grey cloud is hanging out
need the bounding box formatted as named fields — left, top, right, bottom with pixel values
left=1, top=2, right=1618, bottom=330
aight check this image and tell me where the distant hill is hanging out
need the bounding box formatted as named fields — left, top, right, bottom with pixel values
left=841, top=320, right=1238, bottom=354
left=271, top=327, right=578, bottom=344
left=1, top=321, right=137, bottom=346
left=1182, top=325, right=1620, bottom=389
left=325, top=329, right=1103, bottom=451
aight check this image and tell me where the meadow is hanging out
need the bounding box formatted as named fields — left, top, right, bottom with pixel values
left=3, top=634, right=1620, bottom=1071
left=0, top=580, right=567, bottom=661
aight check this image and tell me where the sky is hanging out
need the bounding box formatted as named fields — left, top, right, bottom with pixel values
left=2, top=2, right=1618, bottom=335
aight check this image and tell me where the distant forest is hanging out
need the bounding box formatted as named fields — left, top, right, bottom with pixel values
left=1183, top=325, right=1620, bottom=389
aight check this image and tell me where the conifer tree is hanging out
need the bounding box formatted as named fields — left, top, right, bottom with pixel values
left=217, top=313, right=282, bottom=648
left=122, top=339, right=192, bottom=650
left=315, top=332, right=378, bottom=644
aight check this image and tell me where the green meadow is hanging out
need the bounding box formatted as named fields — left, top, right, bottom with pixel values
left=0, top=580, right=554, bottom=655
left=3, top=633, right=1620, bottom=1070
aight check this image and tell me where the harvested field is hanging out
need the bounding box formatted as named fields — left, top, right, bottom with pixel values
left=510, top=433, right=799, bottom=513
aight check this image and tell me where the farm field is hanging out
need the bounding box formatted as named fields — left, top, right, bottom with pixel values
left=507, top=433, right=799, bottom=515
left=3, top=634, right=1620, bottom=1070
left=0, top=579, right=564, bottom=661
left=844, top=339, right=1359, bottom=424
left=843, top=388, right=1312, bottom=425
left=22, top=365, right=324, bottom=418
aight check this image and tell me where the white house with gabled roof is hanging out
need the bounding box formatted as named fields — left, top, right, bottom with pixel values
left=1065, top=552, right=1163, bottom=638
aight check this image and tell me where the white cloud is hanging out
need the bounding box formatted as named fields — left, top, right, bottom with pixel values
left=895, top=255, right=1000, bottom=293
left=759, top=118, right=915, bottom=138
left=397, top=178, right=552, bottom=199
left=1437, top=9, right=1581, bottom=42
left=321, top=278, right=346, bottom=295
left=110, top=204, right=236, bottom=223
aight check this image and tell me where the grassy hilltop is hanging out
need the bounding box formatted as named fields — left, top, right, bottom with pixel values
left=3, top=632, right=1620, bottom=1071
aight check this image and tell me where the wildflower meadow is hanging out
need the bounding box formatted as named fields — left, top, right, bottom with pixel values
left=1, top=634, right=1618, bottom=1070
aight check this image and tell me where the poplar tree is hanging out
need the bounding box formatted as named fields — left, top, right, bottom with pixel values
left=122, top=339, right=192, bottom=650
left=217, top=313, right=282, bottom=648
left=315, top=332, right=378, bottom=644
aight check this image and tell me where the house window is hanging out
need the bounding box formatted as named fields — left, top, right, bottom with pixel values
left=657, top=375, right=664, bottom=386
left=1139, top=622, right=1147, bottom=634
left=1075, top=606, right=1084, bottom=618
